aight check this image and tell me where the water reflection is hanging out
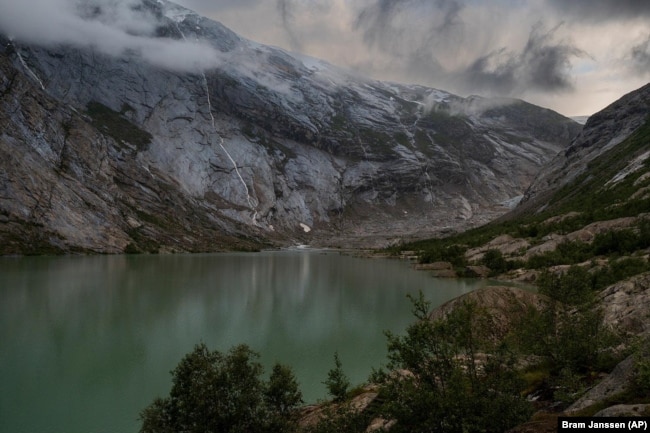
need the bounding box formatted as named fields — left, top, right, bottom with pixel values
left=0, top=251, right=485, bottom=433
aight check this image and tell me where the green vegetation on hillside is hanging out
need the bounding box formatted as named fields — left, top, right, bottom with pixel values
left=86, top=101, right=152, bottom=151
left=370, top=293, right=532, bottom=433
left=514, top=266, right=623, bottom=406
left=394, top=116, right=650, bottom=282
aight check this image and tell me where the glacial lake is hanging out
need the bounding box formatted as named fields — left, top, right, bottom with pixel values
left=0, top=250, right=491, bottom=433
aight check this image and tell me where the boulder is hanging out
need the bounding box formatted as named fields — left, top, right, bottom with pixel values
left=594, top=404, right=650, bottom=417
left=464, top=265, right=491, bottom=278
left=566, top=356, right=636, bottom=414
left=429, top=286, right=547, bottom=341
left=598, top=272, right=650, bottom=335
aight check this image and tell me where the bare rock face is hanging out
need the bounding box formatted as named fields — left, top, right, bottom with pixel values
left=429, top=286, right=546, bottom=341
left=598, top=272, right=650, bottom=336
left=0, top=48, right=263, bottom=254
left=465, top=234, right=531, bottom=262
left=594, top=404, right=650, bottom=417
left=0, top=0, right=580, bottom=253
left=566, top=356, right=636, bottom=414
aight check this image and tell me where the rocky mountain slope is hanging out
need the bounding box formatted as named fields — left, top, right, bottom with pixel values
left=394, top=82, right=650, bottom=431
left=515, top=83, right=650, bottom=216
left=0, top=0, right=580, bottom=254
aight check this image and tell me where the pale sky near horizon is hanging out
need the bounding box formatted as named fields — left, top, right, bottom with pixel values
left=1, top=0, right=648, bottom=117
left=175, top=0, right=650, bottom=117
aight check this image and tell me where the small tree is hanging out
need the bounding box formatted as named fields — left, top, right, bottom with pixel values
left=481, top=248, right=509, bottom=275
left=323, top=352, right=350, bottom=402
left=520, top=266, right=620, bottom=374
left=373, top=292, right=531, bottom=433
left=515, top=266, right=622, bottom=406
left=139, top=343, right=303, bottom=433
left=265, top=364, right=303, bottom=432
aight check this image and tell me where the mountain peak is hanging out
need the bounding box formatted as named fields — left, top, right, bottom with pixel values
left=0, top=3, right=581, bottom=253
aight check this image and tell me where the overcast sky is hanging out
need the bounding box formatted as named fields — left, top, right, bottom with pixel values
left=173, top=0, right=650, bottom=117
left=1, top=0, right=648, bottom=117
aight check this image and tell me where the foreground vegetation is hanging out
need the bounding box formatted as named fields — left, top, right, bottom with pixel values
left=140, top=278, right=649, bottom=432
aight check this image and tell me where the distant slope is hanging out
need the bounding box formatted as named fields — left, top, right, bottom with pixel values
left=515, top=83, right=650, bottom=218
left=400, top=81, right=650, bottom=284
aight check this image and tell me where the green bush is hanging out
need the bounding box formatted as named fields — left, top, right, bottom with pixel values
left=323, top=352, right=350, bottom=403
left=372, top=292, right=532, bottom=433
left=516, top=266, right=621, bottom=388
left=139, top=344, right=302, bottom=433
left=419, top=244, right=467, bottom=267
left=591, top=257, right=650, bottom=291
left=536, top=266, right=592, bottom=306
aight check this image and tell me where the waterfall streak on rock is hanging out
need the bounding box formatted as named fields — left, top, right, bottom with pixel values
left=14, top=47, right=45, bottom=91
left=173, top=23, right=259, bottom=223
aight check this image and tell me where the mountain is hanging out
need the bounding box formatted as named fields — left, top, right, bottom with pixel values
left=394, top=82, right=650, bottom=430
left=404, top=80, right=650, bottom=330
left=515, top=83, right=650, bottom=217
left=0, top=0, right=580, bottom=254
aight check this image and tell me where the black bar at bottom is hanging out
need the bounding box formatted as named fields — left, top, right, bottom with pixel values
left=558, top=417, right=649, bottom=432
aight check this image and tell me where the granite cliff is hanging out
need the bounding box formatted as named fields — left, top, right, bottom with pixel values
left=0, top=0, right=580, bottom=254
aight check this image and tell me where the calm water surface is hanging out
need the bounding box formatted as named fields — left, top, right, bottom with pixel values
left=0, top=250, right=489, bottom=433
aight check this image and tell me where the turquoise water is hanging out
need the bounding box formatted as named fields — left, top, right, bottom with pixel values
left=0, top=251, right=488, bottom=433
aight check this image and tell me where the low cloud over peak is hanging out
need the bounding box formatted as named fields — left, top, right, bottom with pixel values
left=3, top=0, right=649, bottom=116
left=0, top=0, right=221, bottom=72
left=178, top=0, right=650, bottom=116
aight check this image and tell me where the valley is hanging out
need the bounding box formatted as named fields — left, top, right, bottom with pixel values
left=1, top=0, right=649, bottom=432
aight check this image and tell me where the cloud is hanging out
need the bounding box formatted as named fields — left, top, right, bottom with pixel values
left=3, top=0, right=647, bottom=116
left=630, top=35, right=650, bottom=76
left=547, top=0, right=650, bottom=22
left=354, top=0, right=464, bottom=62
left=0, top=0, right=221, bottom=72
left=276, top=0, right=303, bottom=52
left=457, top=23, right=587, bottom=95
left=351, top=1, right=586, bottom=97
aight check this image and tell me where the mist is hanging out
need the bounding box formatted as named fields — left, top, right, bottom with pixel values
left=0, top=0, right=221, bottom=72
left=3, top=0, right=649, bottom=116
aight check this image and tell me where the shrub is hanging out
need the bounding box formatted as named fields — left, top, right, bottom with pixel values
left=516, top=266, right=621, bottom=387
left=591, top=257, right=650, bottom=291
left=481, top=249, right=506, bottom=273
left=139, top=343, right=302, bottom=433
left=372, top=292, right=532, bottom=433
left=323, top=352, right=350, bottom=403
left=419, top=244, right=467, bottom=267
